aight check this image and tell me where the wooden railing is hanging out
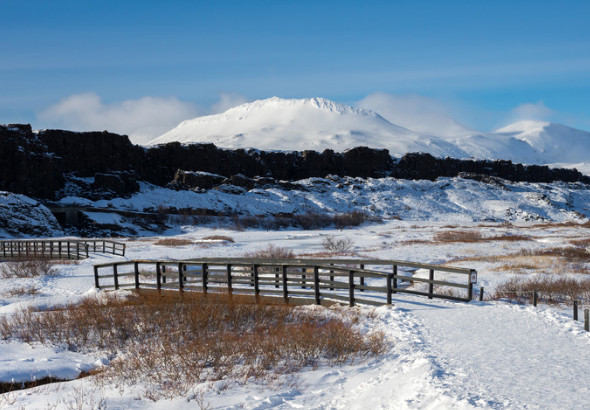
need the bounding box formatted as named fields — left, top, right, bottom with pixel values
left=0, top=239, right=126, bottom=260
left=94, top=258, right=477, bottom=305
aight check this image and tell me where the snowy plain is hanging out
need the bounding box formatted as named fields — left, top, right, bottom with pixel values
left=1, top=220, right=590, bottom=409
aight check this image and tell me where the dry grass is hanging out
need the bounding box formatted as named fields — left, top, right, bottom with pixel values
left=494, top=276, right=590, bottom=304
left=0, top=292, right=385, bottom=400
left=3, top=285, right=40, bottom=297
left=153, top=238, right=193, bottom=246
left=232, top=211, right=371, bottom=231
left=434, top=230, right=484, bottom=243
left=569, top=237, right=590, bottom=247
left=322, top=236, right=354, bottom=253
left=433, top=230, right=530, bottom=243
left=0, top=259, right=57, bottom=278
left=245, top=244, right=295, bottom=259
left=202, top=235, right=235, bottom=243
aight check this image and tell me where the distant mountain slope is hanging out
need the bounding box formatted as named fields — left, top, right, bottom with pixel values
left=151, top=97, right=590, bottom=171
left=149, top=97, right=467, bottom=156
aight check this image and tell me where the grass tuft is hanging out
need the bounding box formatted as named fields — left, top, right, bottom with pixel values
left=153, top=238, right=193, bottom=246
left=0, top=259, right=57, bottom=278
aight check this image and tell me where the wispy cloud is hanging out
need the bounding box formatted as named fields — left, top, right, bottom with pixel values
left=38, top=92, right=253, bottom=144
left=38, top=93, right=200, bottom=144
left=209, top=93, right=251, bottom=114
left=508, top=101, right=555, bottom=122
left=356, top=92, right=474, bottom=137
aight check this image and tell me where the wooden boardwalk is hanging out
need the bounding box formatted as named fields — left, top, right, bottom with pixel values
left=0, top=239, right=126, bottom=260
left=94, top=257, right=477, bottom=306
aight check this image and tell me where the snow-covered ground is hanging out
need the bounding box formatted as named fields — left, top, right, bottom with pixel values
left=59, top=176, right=590, bottom=225
left=2, top=221, right=590, bottom=409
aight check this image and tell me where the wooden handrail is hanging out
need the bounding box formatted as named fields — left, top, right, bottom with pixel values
left=0, top=239, right=126, bottom=260
left=93, top=258, right=477, bottom=304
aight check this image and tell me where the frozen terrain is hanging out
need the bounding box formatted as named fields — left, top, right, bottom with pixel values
left=62, top=176, right=590, bottom=228
left=1, top=221, right=590, bottom=409
left=150, top=97, right=590, bottom=175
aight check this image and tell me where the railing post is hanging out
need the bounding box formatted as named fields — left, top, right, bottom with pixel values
left=393, top=265, right=398, bottom=294
left=156, top=262, right=162, bottom=290
left=103, top=241, right=106, bottom=254
left=282, top=265, right=289, bottom=303
left=533, top=290, right=538, bottom=307
left=275, top=266, right=280, bottom=288
left=226, top=264, right=233, bottom=295
left=348, top=270, right=355, bottom=307
left=134, top=261, right=140, bottom=289
left=479, top=286, right=484, bottom=302
left=178, top=263, right=184, bottom=291
left=359, top=264, right=365, bottom=292
left=202, top=263, right=208, bottom=294
left=329, top=263, right=334, bottom=291
left=428, top=269, right=434, bottom=299
left=313, top=266, right=320, bottom=305
left=574, top=300, right=579, bottom=321
left=113, top=264, right=119, bottom=290
left=253, top=264, right=260, bottom=301
left=94, top=266, right=100, bottom=289
left=387, top=273, right=393, bottom=305
left=49, top=242, right=53, bottom=258
left=162, top=265, right=167, bottom=284
left=58, top=241, right=62, bottom=258
left=301, top=268, right=307, bottom=289
left=67, top=241, right=71, bottom=260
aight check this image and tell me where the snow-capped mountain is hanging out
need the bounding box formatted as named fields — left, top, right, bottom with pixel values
left=149, top=97, right=466, bottom=156
left=150, top=97, right=590, bottom=172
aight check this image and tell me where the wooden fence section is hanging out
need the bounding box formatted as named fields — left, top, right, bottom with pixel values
left=0, top=239, right=126, bottom=260
left=94, top=258, right=477, bottom=305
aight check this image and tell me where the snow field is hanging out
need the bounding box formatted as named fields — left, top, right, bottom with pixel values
left=1, top=221, right=590, bottom=408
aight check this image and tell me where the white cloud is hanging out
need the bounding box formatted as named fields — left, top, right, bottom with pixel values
left=209, top=93, right=251, bottom=114
left=356, top=92, right=474, bottom=137
left=508, top=101, right=554, bottom=122
left=38, top=93, right=200, bottom=145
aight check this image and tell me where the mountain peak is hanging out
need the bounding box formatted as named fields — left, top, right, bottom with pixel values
left=148, top=97, right=427, bottom=152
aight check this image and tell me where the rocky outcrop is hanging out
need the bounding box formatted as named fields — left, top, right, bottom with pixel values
left=0, top=124, right=64, bottom=199
left=393, top=153, right=589, bottom=184
left=1, top=124, right=589, bottom=201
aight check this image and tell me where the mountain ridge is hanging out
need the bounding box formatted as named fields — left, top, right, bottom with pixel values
left=150, top=97, right=590, bottom=174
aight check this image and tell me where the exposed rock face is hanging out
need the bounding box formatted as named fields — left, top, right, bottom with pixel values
left=393, top=153, right=589, bottom=184
left=1, top=124, right=589, bottom=202
left=0, top=191, right=62, bottom=238
left=93, top=172, right=139, bottom=195
left=0, top=124, right=64, bottom=199
left=171, top=170, right=226, bottom=190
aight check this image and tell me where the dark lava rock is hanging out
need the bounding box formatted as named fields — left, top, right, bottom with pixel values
left=171, top=170, right=225, bottom=190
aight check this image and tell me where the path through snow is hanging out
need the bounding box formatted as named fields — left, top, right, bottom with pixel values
left=395, top=298, right=590, bottom=409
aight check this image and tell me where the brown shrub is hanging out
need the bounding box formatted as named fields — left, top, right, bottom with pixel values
left=3, top=285, right=40, bottom=297
left=0, top=259, right=57, bottom=278
left=245, top=244, right=295, bottom=259
left=493, top=276, right=590, bottom=304
left=434, top=230, right=529, bottom=243
left=322, top=236, right=354, bottom=253
left=153, top=238, right=193, bottom=246
left=202, top=235, right=235, bottom=243
left=434, top=231, right=484, bottom=243
left=0, top=292, right=385, bottom=400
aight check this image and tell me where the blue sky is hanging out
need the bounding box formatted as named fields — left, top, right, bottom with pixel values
left=2, top=0, right=590, bottom=141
